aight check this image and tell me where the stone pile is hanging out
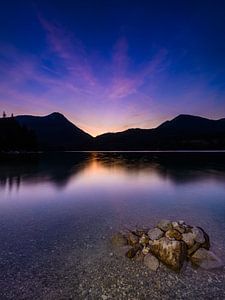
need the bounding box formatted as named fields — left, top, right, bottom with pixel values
left=111, top=220, right=223, bottom=272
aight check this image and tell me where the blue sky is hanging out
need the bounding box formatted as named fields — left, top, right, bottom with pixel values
left=0, top=0, right=225, bottom=135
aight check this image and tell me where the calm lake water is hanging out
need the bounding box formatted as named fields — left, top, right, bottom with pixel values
left=0, top=152, right=225, bottom=299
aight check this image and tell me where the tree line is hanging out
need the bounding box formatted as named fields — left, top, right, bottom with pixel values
left=0, top=112, right=37, bottom=151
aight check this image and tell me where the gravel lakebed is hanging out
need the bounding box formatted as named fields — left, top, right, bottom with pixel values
left=1, top=216, right=225, bottom=300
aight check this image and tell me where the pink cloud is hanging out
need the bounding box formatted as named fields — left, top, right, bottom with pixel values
left=38, top=16, right=168, bottom=101
left=112, top=37, right=130, bottom=77
left=107, top=46, right=167, bottom=100
left=0, top=17, right=170, bottom=135
left=38, top=14, right=97, bottom=88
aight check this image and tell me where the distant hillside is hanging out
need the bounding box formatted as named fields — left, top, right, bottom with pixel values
left=16, top=112, right=93, bottom=150
left=95, top=114, right=225, bottom=150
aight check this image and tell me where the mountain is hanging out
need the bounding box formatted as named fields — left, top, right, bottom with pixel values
left=16, top=112, right=93, bottom=150
left=157, top=114, right=225, bottom=134
left=1, top=113, right=225, bottom=151
left=95, top=114, right=225, bottom=150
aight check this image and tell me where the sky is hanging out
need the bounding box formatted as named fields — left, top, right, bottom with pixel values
left=0, top=0, right=225, bottom=136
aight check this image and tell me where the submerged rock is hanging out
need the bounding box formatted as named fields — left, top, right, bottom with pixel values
left=197, top=227, right=210, bottom=250
left=172, top=221, right=179, bottom=227
left=165, top=229, right=182, bottom=240
left=187, top=242, right=201, bottom=257
left=144, top=253, right=160, bottom=271
left=157, top=220, right=172, bottom=232
left=190, top=248, right=223, bottom=270
left=134, top=250, right=145, bottom=262
left=150, top=237, right=187, bottom=271
left=126, top=244, right=141, bottom=259
left=148, top=228, right=164, bottom=240
left=112, top=220, right=218, bottom=273
left=127, top=232, right=139, bottom=246
left=135, top=227, right=149, bottom=237
left=117, top=245, right=133, bottom=257
left=191, top=227, right=205, bottom=244
left=139, top=234, right=149, bottom=246
left=184, top=227, right=210, bottom=254
left=142, top=246, right=150, bottom=255
left=178, top=220, right=185, bottom=226
left=182, top=232, right=195, bottom=248
left=111, top=233, right=127, bottom=247
left=172, top=222, right=185, bottom=234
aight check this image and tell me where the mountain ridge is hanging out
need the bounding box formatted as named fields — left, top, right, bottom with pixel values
left=1, top=112, right=225, bottom=150
left=95, top=114, right=225, bottom=137
left=94, top=114, right=225, bottom=150
left=15, top=112, right=225, bottom=136
left=15, top=112, right=92, bottom=150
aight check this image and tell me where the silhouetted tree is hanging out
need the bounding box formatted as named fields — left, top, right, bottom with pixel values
left=11, top=113, right=14, bottom=118
left=3, top=111, right=6, bottom=118
left=0, top=117, right=37, bottom=151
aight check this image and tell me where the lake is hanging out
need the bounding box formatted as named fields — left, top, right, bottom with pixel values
left=0, top=152, right=225, bottom=299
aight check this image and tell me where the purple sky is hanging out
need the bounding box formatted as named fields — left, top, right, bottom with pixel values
left=0, top=1, right=225, bottom=136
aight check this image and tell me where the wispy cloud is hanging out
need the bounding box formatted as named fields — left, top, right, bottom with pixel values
left=0, top=15, right=169, bottom=135
left=1, top=15, right=222, bottom=135
left=38, top=14, right=98, bottom=88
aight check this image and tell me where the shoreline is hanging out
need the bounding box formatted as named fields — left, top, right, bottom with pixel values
left=1, top=149, right=225, bottom=154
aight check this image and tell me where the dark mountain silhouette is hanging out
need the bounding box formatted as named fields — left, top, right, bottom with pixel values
left=157, top=114, right=225, bottom=134
left=0, top=113, right=225, bottom=151
left=16, top=112, right=93, bottom=150
left=95, top=114, right=225, bottom=150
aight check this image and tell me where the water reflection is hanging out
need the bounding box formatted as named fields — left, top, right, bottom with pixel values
left=0, top=152, right=225, bottom=192
left=0, top=152, right=89, bottom=190
left=0, top=151, right=225, bottom=296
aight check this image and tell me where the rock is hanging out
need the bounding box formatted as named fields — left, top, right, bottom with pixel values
left=148, top=228, right=164, bottom=240
left=117, top=245, right=133, bottom=256
left=127, top=232, right=139, bottom=246
left=177, top=226, right=185, bottom=234
left=111, top=233, right=127, bottom=247
left=142, top=246, right=150, bottom=255
left=190, top=248, right=223, bottom=270
left=172, top=221, right=179, bottom=228
left=184, top=225, right=193, bottom=233
left=187, top=242, right=201, bottom=257
left=139, top=234, right=149, bottom=246
left=134, top=250, right=145, bottom=262
left=157, top=220, right=172, bottom=232
left=149, top=239, right=154, bottom=247
left=197, top=227, right=210, bottom=249
left=126, top=244, right=141, bottom=259
left=172, top=222, right=185, bottom=234
left=182, top=232, right=195, bottom=248
left=191, top=227, right=205, bottom=244
left=135, top=227, right=149, bottom=237
left=178, top=220, right=185, bottom=225
left=115, top=221, right=212, bottom=272
left=144, top=253, right=160, bottom=271
left=150, top=237, right=187, bottom=271
left=165, top=229, right=182, bottom=241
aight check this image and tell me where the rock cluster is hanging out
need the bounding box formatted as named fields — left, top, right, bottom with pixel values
left=111, top=220, right=223, bottom=272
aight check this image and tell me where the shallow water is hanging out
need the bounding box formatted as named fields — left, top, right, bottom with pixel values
left=0, top=152, right=225, bottom=299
